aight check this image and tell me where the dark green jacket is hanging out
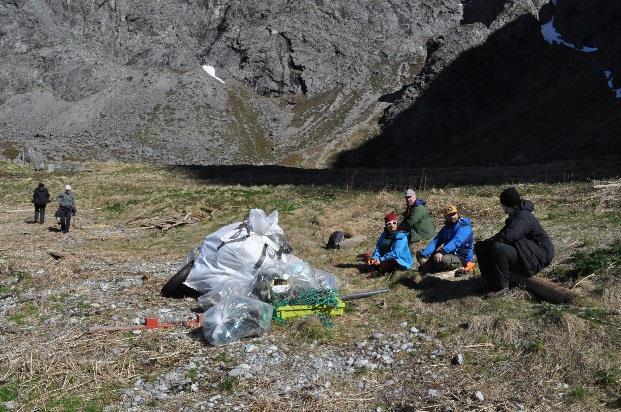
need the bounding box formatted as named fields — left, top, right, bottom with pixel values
left=399, top=200, right=435, bottom=243
left=58, top=191, right=76, bottom=210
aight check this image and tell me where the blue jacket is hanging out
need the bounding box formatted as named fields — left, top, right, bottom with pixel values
left=371, top=230, right=413, bottom=269
left=421, top=218, right=474, bottom=264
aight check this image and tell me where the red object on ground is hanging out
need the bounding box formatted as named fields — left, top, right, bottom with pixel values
left=89, top=314, right=203, bottom=333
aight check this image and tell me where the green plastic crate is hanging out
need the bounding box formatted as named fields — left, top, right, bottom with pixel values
left=274, top=299, right=345, bottom=320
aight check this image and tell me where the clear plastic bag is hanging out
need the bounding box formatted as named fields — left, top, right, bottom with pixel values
left=202, top=295, right=273, bottom=346
left=285, top=261, right=337, bottom=292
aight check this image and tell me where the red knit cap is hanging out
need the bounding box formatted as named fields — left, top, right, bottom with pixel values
left=384, top=212, right=398, bottom=223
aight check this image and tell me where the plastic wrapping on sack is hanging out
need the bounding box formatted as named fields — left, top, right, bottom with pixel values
left=197, top=278, right=254, bottom=310
left=255, top=259, right=337, bottom=301
left=185, top=209, right=291, bottom=295
left=202, top=295, right=273, bottom=346
left=285, top=261, right=337, bottom=292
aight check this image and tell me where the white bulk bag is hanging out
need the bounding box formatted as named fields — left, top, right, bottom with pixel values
left=184, top=209, right=289, bottom=294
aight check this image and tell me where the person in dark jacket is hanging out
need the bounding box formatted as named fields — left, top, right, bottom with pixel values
left=475, top=187, right=554, bottom=298
left=398, top=189, right=435, bottom=244
left=57, top=184, right=77, bottom=234
left=32, top=182, right=50, bottom=224
left=367, top=212, right=413, bottom=274
left=417, top=205, right=474, bottom=274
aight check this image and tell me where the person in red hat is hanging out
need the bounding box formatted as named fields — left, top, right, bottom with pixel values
left=366, top=212, right=413, bottom=274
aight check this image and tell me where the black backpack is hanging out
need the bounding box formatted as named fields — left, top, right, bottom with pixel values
left=327, top=231, right=346, bottom=249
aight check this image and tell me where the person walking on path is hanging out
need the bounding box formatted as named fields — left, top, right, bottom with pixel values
left=367, top=212, right=413, bottom=275
left=417, top=205, right=474, bottom=274
left=398, top=188, right=435, bottom=245
left=32, top=182, right=50, bottom=224
left=474, top=187, right=554, bottom=298
left=57, top=184, right=76, bottom=234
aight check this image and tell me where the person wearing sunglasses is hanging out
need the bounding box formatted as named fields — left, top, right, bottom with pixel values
left=367, top=212, right=413, bottom=274
left=417, top=205, right=474, bottom=274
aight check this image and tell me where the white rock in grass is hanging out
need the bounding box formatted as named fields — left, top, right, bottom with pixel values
left=473, top=391, right=485, bottom=401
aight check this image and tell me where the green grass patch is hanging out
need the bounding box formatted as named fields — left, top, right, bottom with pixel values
left=0, top=284, right=13, bottom=294
left=186, top=368, right=198, bottom=381
left=0, top=383, right=18, bottom=402
left=565, top=387, right=591, bottom=403
left=533, top=302, right=566, bottom=324
left=595, top=368, right=621, bottom=389
left=214, top=352, right=232, bottom=364
left=286, top=315, right=335, bottom=343
left=217, top=377, right=237, bottom=393
left=104, top=199, right=143, bottom=214
left=8, top=302, right=38, bottom=324
left=525, top=340, right=545, bottom=354
left=571, top=240, right=621, bottom=278
left=45, top=395, right=100, bottom=412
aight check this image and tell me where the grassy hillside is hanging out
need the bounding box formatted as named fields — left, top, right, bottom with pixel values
left=0, top=161, right=619, bottom=411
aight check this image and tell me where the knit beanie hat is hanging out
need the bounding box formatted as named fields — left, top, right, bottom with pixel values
left=384, top=212, right=398, bottom=223
left=500, top=187, right=521, bottom=207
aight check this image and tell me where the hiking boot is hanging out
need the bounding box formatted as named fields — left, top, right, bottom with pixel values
left=485, top=287, right=509, bottom=299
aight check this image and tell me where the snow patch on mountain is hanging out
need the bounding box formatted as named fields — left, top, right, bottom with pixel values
left=604, top=70, right=621, bottom=99
left=540, top=17, right=598, bottom=53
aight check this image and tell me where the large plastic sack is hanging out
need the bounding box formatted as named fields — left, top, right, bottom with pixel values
left=185, top=209, right=292, bottom=295
left=202, top=295, right=273, bottom=346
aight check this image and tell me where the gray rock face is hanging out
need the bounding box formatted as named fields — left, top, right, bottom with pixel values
left=1, top=0, right=618, bottom=170
left=0, top=0, right=461, bottom=166
left=335, top=0, right=621, bottom=169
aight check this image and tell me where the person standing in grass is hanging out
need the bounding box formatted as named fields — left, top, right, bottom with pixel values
left=417, top=205, right=475, bottom=274
left=32, top=182, right=50, bottom=224
left=475, top=187, right=554, bottom=298
left=57, top=184, right=76, bottom=234
left=367, top=212, right=413, bottom=274
left=398, top=188, right=435, bottom=245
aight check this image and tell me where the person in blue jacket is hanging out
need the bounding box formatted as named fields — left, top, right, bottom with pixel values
left=367, top=212, right=413, bottom=274
left=417, top=205, right=474, bottom=274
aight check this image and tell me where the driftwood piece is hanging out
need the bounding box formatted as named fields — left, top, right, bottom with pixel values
left=513, top=275, right=577, bottom=304
left=140, top=213, right=194, bottom=231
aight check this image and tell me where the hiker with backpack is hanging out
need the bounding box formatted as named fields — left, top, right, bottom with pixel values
left=57, top=184, right=76, bottom=234
left=32, top=182, right=50, bottom=224
left=474, top=187, right=554, bottom=298
left=398, top=188, right=435, bottom=244
left=417, top=205, right=475, bottom=274
left=366, top=212, right=413, bottom=274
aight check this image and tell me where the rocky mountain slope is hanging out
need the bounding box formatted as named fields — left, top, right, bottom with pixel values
left=1, top=0, right=619, bottom=169
left=336, top=0, right=621, bottom=168
left=0, top=0, right=460, bottom=166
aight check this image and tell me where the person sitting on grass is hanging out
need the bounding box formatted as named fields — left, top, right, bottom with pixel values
left=398, top=188, right=435, bottom=244
left=417, top=205, right=475, bottom=274
left=367, top=212, right=413, bottom=274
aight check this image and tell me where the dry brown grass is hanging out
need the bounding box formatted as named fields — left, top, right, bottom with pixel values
left=0, top=161, right=620, bottom=411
